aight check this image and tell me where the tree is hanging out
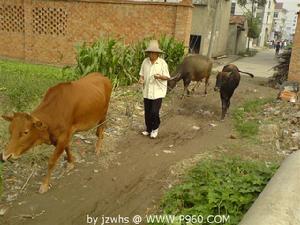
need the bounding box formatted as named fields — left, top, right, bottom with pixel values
left=238, top=0, right=267, bottom=8
left=237, top=0, right=267, bottom=51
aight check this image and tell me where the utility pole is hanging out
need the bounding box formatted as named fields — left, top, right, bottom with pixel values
left=247, top=0, right=256, bottom=51
left=207, top=0, right=220, bottom=58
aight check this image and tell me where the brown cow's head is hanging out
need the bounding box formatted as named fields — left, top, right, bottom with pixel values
left=1, top=113, right=48, bottom=162
left=167, top=73, right=181, bottom=93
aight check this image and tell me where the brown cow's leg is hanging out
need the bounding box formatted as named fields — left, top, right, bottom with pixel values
left=39, top=142, right=66, bottom=194
left=191, top=81, right=201, bottom=93
left=96, top=126, right=105, bottom=156
left=204, top=77, right=209, bottom=95
left=183, top=76, right=191, bottom=97
left=65, top=146, right=75, bottom=172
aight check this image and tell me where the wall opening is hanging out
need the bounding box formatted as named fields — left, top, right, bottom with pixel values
left=189, top=34, right=201, bottom=54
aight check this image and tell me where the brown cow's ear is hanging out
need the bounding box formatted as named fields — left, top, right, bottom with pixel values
left=2, top=115, right=13, bottom=122
left=34, top=120, right=48, bottom=131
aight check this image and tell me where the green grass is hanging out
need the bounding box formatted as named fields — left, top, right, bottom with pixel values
left=0, top=59, right=74, bottom=112
left=153, top=158, right=278, bottom=225
left=233, top=99, right=272, bottom=139
left=0, top=162, right=2, bottom=197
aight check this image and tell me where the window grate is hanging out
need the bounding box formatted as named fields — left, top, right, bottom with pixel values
left=0, top=4, right=25, bottom=33
left=32, top=7, right=67, bottom=36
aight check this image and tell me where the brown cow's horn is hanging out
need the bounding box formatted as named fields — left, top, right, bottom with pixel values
left=170, top=73, right=180, bottom=80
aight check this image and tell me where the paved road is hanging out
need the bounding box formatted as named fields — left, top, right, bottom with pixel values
left=233, top=49, right=278, bottom=78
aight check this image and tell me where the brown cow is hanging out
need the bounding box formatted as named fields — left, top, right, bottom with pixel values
left=1, top=72, right=112, bottom=193
left=167, top=55, right=213, bottom=96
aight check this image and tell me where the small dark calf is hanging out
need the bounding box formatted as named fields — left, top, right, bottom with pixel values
left=214, top=64, right=254, bottom=120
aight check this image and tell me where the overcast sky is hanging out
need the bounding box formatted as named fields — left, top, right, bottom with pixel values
left=277, top=0, right=300, bottom=11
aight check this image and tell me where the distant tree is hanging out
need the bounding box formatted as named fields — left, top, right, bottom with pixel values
left=247, top=14, right=261, bottom=39
left=237, top=0, right=267, bottom=51
left=238, top=0, right=267, bottom=8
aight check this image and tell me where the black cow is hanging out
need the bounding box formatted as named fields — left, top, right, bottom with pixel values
left=214, top=64, right=254, bottom=119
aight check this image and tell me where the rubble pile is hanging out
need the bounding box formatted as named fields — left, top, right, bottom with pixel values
left=269, top=50, right=291, bottom=88
left=260, top=101, right=300, bottom=155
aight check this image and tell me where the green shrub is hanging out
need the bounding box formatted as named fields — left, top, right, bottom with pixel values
left=156, top=158, right=278, bottom=225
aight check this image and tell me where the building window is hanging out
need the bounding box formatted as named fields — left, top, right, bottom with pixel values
left=189, top=35, right=201, bottom=54
left=231, top=2, right=236, bottom=15
left=274, top=12, right=278, bottom=18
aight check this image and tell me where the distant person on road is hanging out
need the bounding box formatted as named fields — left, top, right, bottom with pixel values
left=275, top=41, right=281, bottom=55
left=283, top=40, right=287, bottom=49
left=138, top=40, right=170, bottom=139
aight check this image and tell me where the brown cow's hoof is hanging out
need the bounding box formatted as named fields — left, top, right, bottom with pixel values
left=66, top=162, right=75, bottom=172
left=39, top=183, right=49, bottom=194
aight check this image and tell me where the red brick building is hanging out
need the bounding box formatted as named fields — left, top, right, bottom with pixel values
left=288, top=11, right=300, bottom=81
left=0, top=0, right=193, bottom=65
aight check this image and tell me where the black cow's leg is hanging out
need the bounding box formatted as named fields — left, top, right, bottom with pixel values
left=221, top=95, right=228, bottom=120
left=227, top=99, right=231, bottom=113
left=221, top=99, right=227, bottom=120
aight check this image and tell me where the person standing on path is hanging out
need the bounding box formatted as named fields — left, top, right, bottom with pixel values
left=275, top=41, right=281, bottom=55
left=138, top=40, right=170, bottom=139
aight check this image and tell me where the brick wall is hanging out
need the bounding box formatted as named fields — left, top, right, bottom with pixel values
left=0, top=0, right=192, bottom=65
left=288, top=12, right=300, bottom=81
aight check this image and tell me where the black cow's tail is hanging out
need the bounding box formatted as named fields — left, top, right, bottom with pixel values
left=238, top=69, right=254, bottom=78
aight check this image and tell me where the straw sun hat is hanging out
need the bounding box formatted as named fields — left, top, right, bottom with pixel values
left=145, top=40, right=163, bottom=53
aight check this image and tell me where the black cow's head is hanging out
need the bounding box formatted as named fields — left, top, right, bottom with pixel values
left=214, top=71, right=233, bottom=92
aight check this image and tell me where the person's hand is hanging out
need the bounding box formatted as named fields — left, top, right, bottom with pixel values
left=154, top=74, right=169, bottom=80
left=154, top=74, right=162, bottom=80
left=138, top=77, right=144, bottom=84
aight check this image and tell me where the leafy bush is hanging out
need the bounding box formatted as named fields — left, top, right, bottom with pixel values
left=75, top=36, right=185, bottom=87
left=157, top=158, right=278, bottom=225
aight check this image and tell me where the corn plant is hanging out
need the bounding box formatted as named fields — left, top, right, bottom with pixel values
left=75, top=36, right=185, bottom=88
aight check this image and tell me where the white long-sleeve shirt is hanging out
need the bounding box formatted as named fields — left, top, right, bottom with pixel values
left=139, top=57, right=170, bottom=100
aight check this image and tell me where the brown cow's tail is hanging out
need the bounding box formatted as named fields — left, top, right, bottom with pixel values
left=238, top=70, right=254, bottom=78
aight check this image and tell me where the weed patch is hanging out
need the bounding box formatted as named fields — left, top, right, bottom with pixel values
left=233, top=99, right=272, bottom=138
left=155, top=157, right=278, bottom=225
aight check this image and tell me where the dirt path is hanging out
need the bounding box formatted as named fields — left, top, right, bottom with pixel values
left=0, top=51, right=280, bottom=225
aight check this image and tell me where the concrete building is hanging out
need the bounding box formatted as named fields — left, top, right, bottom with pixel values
left=284, top=10, right=298, bottom=40
left=230, top=0, right=258, bottom=48
left=231, top=0, right=277, bottom=47
left=231, top=0, right=258, bottom=16
left=256, top=0, right=276, bottom=47
left=273, top=2, right=287, bottom=40
left=288, top=11, right=300, bottom=82
left=190, top=0, right=231, bottom=57
left=227, top=15, right=248, bottom=54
